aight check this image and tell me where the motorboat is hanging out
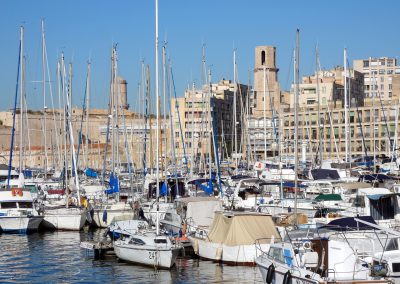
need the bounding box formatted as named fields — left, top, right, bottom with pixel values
left=0, top=188, right=43, bottom=233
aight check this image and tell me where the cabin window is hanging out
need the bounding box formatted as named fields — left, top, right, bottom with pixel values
left=154, top=238, right=167, bottom=244
left=261, top=51, right=266, bottom=65
left=268, top=247, right=285, bottom=263
left=1, top=202, right=17, bottom=209
left=386, top=238, right=399, bottom=251
left=129, top=238, right=145, bottom=245
left=18, top=202, right=33, bottom=209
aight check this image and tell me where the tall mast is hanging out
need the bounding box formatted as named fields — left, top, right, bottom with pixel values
left=316, top=46, right=322, bottom=167
left=344, top=48, right=349, bottom=163
left=263, top=65, right=267, bottom=161
left=294, top=29, right=300, bottom=222
left=191, top=82, right=195, bottom=177
left=19, top=26, right=24, bottom=173
left=233, top=48, right=238, bottom=168
left=162, top=45, right=167, bottom=179
left=155, top=0, right=160, bottom=235
left=41, top=19, right=48, bottom=178
left=85, top=62, right=91, bottom=168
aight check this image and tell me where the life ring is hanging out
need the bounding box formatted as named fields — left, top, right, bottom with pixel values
left=283, top=271, right=292, bottom=284
left=266, top=264, right=275, bottom=284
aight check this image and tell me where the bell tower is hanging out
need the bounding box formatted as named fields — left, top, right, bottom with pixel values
left=253, top=46, right=280, bottom=117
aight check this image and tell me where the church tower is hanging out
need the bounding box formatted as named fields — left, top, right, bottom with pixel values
left=253, top=46, right=280, bottom=117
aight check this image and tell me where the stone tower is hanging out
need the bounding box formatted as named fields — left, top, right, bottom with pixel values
left=253, top=46, right=280, bottom=117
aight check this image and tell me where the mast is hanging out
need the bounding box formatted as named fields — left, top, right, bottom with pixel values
left=155, top=0, right=160, bottom=235
left=233, top=48, right=238, bottom=167
left=19, top=26, right=24, bottom=173
left=85, top=62, right=91, bottom=168
left=162, top=45, right=168, bottom=181
left=263, top=65, right=267, bottom=160
left=294, top=29, right=300, bottom=222
left=7, top=26, right=22, bottom=188
left=344, top=48, right=349, bottom=163
left=316, top=46, right=322, bottom=167
left=41, top=19, right=48, bottom=179
left=190, top=82, right=195, bottom=177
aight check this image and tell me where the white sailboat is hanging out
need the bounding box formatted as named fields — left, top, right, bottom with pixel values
left=41, top=29, right=86, bottom=230
left=113, top=0, right=181, bottom=268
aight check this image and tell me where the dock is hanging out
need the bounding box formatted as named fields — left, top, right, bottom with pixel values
left=80, top=240, right=114, bottom=259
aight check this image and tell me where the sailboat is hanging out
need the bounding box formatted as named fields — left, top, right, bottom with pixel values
left=41, top=47, right=86, bottom=231
left=113, top=0, right=181, bottom=269
left=0, top=26, right=44, bottom=234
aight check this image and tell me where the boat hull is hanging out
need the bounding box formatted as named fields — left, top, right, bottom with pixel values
left=189, top=237, right=270, bottom=264
left=114, top=243, right=180, bottom=269
left=42, top=208, right=86, bottom=230
left=0, top=216, right=43, bottom=234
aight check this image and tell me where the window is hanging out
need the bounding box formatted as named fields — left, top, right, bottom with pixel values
left=154, top=238, right=167, bottom=244
left=261, top=51, right=266, bottom=65
left=379, top=69, right=385, bottom=74
left=363, top=60, right=369, bottom=68
left=129, top=238, right=146, bottom=245
left=18, top=202, right=32, bottom=209
left=389, top=84, right=392, bottom=90
left=380, top=77, right=384, bottom=82
left=389, top=92, right=392, bottom=98
left=387, top=70, right=393, bottom=75
left=0, top=202, right=17, bottom=209
left=381, top=84, right=384, bottom=90
left=388, top=59, right=394, bottom=67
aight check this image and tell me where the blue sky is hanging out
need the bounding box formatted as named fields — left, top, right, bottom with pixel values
left=1, top=0, right=399, bottom=112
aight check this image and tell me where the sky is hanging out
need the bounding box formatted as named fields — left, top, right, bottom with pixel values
left=1, top=0, right=399, bottom=113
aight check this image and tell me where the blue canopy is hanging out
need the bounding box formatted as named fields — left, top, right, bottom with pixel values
left=84, top=168, right=98, bottom=178
left=104, top=173, right=119, bottom=195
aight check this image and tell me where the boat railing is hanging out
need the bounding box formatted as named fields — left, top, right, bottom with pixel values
left=325, top=268, right=336, bottom=281
left=254, top=237, right=276, bottom=258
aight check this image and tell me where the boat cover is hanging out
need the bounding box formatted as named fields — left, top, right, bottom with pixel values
left=207, top=212, right=281, bottom=245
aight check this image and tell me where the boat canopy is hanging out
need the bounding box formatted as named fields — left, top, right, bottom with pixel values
left=320, top=216, right=377, bottom=231
left=311, top=169, right=340, bottom=180
left=207, top=212, right=281, bottom=245
left=315, top=194, right=342, bottom=201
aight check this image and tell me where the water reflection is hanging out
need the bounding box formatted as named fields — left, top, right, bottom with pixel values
left=0, top=229, right=262, bottom=283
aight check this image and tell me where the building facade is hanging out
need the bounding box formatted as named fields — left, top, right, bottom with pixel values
left=353, top=57, right=400, bottom=102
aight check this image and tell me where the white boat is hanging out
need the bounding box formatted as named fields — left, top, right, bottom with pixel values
left=42, top=206, right=87, bottom=230
left=189, top=211, right=280, bottom=264
left=112, top=219, right=181, bottom=269
left=255, top=238, right=393, bottom=284
left=0, top=188, right=43, bottom=233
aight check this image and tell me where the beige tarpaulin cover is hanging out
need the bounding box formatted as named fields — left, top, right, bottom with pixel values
left=207, top=212, right=281, bottom=246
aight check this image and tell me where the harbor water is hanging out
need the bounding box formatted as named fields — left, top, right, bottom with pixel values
left=0, top=229, right=262, bottom=283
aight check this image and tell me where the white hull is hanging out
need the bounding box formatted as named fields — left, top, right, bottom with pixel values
left=92, top=209, right=135, bottom=228
left=0, top=216, right=43, bottom=234
left=114, top=243, right=180, bottom=269
left=190, top=237, right=270, bottom=264
left=43, top=208, right=86, bottom=230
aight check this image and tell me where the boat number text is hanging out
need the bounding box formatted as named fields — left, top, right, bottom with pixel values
left=149, top=251, right=157, bottom=259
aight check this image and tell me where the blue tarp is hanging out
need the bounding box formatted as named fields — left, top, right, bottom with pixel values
left=359, top=174, right=392, bottom=182
left=104, top=174, right=119, bottom=195
left=195, top=179, right=213, bottom=195
left=84, top=168, right=98, bottom=178
left=22, top=170, right=32, bottom=178
left=320, top=216, right=377, bottom=231
left=160, top=181, right=168, bottom=196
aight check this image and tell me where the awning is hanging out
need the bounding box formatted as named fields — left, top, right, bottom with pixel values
left=315, top=194, right=342, bottom=201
